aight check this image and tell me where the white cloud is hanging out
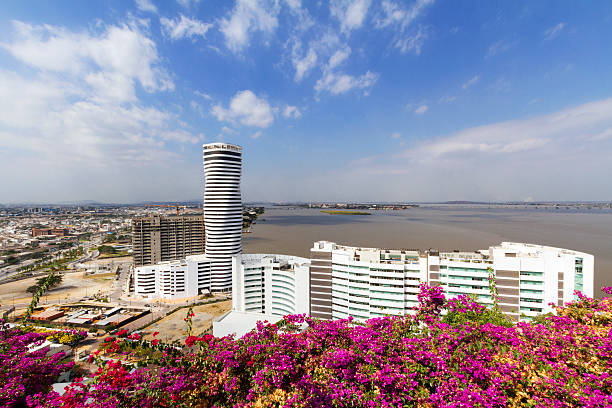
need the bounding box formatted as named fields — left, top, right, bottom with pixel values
left=251, top=130, right=263, bottom=139
left=221, top=126, right=238, bottom=134
left=194, top=90, right=212, bottom=100
left=287, top=31, right=370, bottom=96
left=211, top=90, right=274, bottom=127
left=176, top=0, right=200, bottom=8
left=315, top=70, right=378, bottom=95
left=135, top=0, right=157, bottom=13
left=395, top=25, right=428, bottom=54
left=331, top=0, right=372, bottom=34
left=292, top=43, right=318, bottom=81
left=289, top=31, right=342, bottom=82
left=391, top=132, right=401, bottom=139
left=190, top=100, right=205, bottom=116
left=329, top=98, right=612, bottom=201
left=414, top=104, right=428, bottom=114
left=327, top=46, right=351, bottom=70
left=438, top=95, right=456, bottom=103
left=1, top=20, right=173, bottom=99
left=160, top=15, right=212, bottom=40
left=283, top=105, right=302, bottom=118
left=462, top=75, right=479, bottom=90
left=544, top=22, right=565, bottom=41
left=0, top=20, right=203, bottom=203
left=492, top=77, right=511, bottom=93
left=486, top=40, right=515, bottom=57
left=219, top=0, right=280, bottom=53
left=285, top=0, right=314, bottom=31
left=374, top=0, right=434, bottom=54
left=374, top=0, right=432, bottom=28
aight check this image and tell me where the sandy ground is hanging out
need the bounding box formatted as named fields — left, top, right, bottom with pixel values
left=83, top=256, right=132, bottom=265
left=0, top=271, right=114, bottom=311
left=142, top=299, right=232, bottom=343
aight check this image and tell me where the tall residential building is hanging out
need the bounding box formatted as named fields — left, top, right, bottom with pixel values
left=203, top=143, right=243, bottom=292
left=309, top=241, right=594, bottom=322
left=131, top=215, right=205, bottom=267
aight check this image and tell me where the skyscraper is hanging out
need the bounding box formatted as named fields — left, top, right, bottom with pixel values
left=203, top=143, right=243, bottom=292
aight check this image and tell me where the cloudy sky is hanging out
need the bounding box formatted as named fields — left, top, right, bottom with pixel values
left=1, top=1, right=611, bottom=203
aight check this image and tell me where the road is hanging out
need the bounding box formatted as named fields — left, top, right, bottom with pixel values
left=0, top=238, right=101, bottom=282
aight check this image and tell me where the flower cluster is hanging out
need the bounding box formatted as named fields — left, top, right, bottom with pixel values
left=0, top=321, right=74, bottom=407
left=46, top=329, right=87, bottom=346
left=11, top=285, right=612, bottom=407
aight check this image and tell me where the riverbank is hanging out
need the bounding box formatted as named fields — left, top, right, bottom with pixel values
left=320, top=210, right=371, bottom=215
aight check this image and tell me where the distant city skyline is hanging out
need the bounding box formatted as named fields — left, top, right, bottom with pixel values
left=1, top=1, right=611, bottom=203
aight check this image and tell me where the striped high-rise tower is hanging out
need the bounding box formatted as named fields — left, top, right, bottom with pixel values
left=203, top=143, right=242, bottom=292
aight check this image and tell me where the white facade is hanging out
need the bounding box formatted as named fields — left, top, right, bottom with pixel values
left=203, top=143, right=243, bottom=292
left=231, top=254, right=311, bottom=316
left=213, top=311, right=283, bottom=339
left=310, top=241, right=594, bottom=322
left=310, top=241, right=428, bottom=321
left=133, top=254, right=212, bottom=300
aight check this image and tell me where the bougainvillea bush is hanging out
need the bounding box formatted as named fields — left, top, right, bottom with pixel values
left=0, top=323, right=74, bottom=408
left=12, top=286, right=612, bottom=407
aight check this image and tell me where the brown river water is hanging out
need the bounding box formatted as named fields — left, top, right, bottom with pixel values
left=243, top=205, right=612, bottom=298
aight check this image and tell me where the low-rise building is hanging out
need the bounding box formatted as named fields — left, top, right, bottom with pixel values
left=133, top=254, right=212, bottom=299
left=231, top=254, right=311, bottom=316
left=31, top=228, right=70, bottom=237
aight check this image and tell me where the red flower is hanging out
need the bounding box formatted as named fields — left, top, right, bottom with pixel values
left=152, top=339, right=159, bottom=346
left=247, top=358, right=254, bottom=367
left=105, top=337, right=113, bottom=342
left=127, top=333, right=140, bottom=341
left=185, top=336, right=197, bottom=347
left=153, top=331, right=159, bottom=337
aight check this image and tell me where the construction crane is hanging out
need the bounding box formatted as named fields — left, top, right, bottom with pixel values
left=146, top=204, right=188, bottom=216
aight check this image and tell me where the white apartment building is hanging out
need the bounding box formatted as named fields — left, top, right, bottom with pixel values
left=310, top=241, right=594, bottom=322
left=231, top=254, right=311, bottom=316
left=212, top=254, right=310, bottom=338
left=310, top=241, right=427, bottom=321
left=133, top=254, right=212, bottom=299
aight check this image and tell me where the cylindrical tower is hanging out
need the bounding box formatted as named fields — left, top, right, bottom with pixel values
left=203, top=143, right=242, bottom=292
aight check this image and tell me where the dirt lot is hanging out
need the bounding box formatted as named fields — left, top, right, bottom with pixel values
left=142, top=299, right=232, bottom=343
left=0, top=271, right=114, bottom=311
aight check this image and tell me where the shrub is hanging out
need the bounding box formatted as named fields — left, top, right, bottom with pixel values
left=0, top=322, right=74, bottom=407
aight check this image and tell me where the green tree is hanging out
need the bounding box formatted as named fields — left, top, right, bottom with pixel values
left=97, top=245, right=116, bottom=254
left=23, top=271, right=59, bottom=323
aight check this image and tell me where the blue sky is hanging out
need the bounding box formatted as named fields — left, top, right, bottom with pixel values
left=1, top=0, right=611, bottom=203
